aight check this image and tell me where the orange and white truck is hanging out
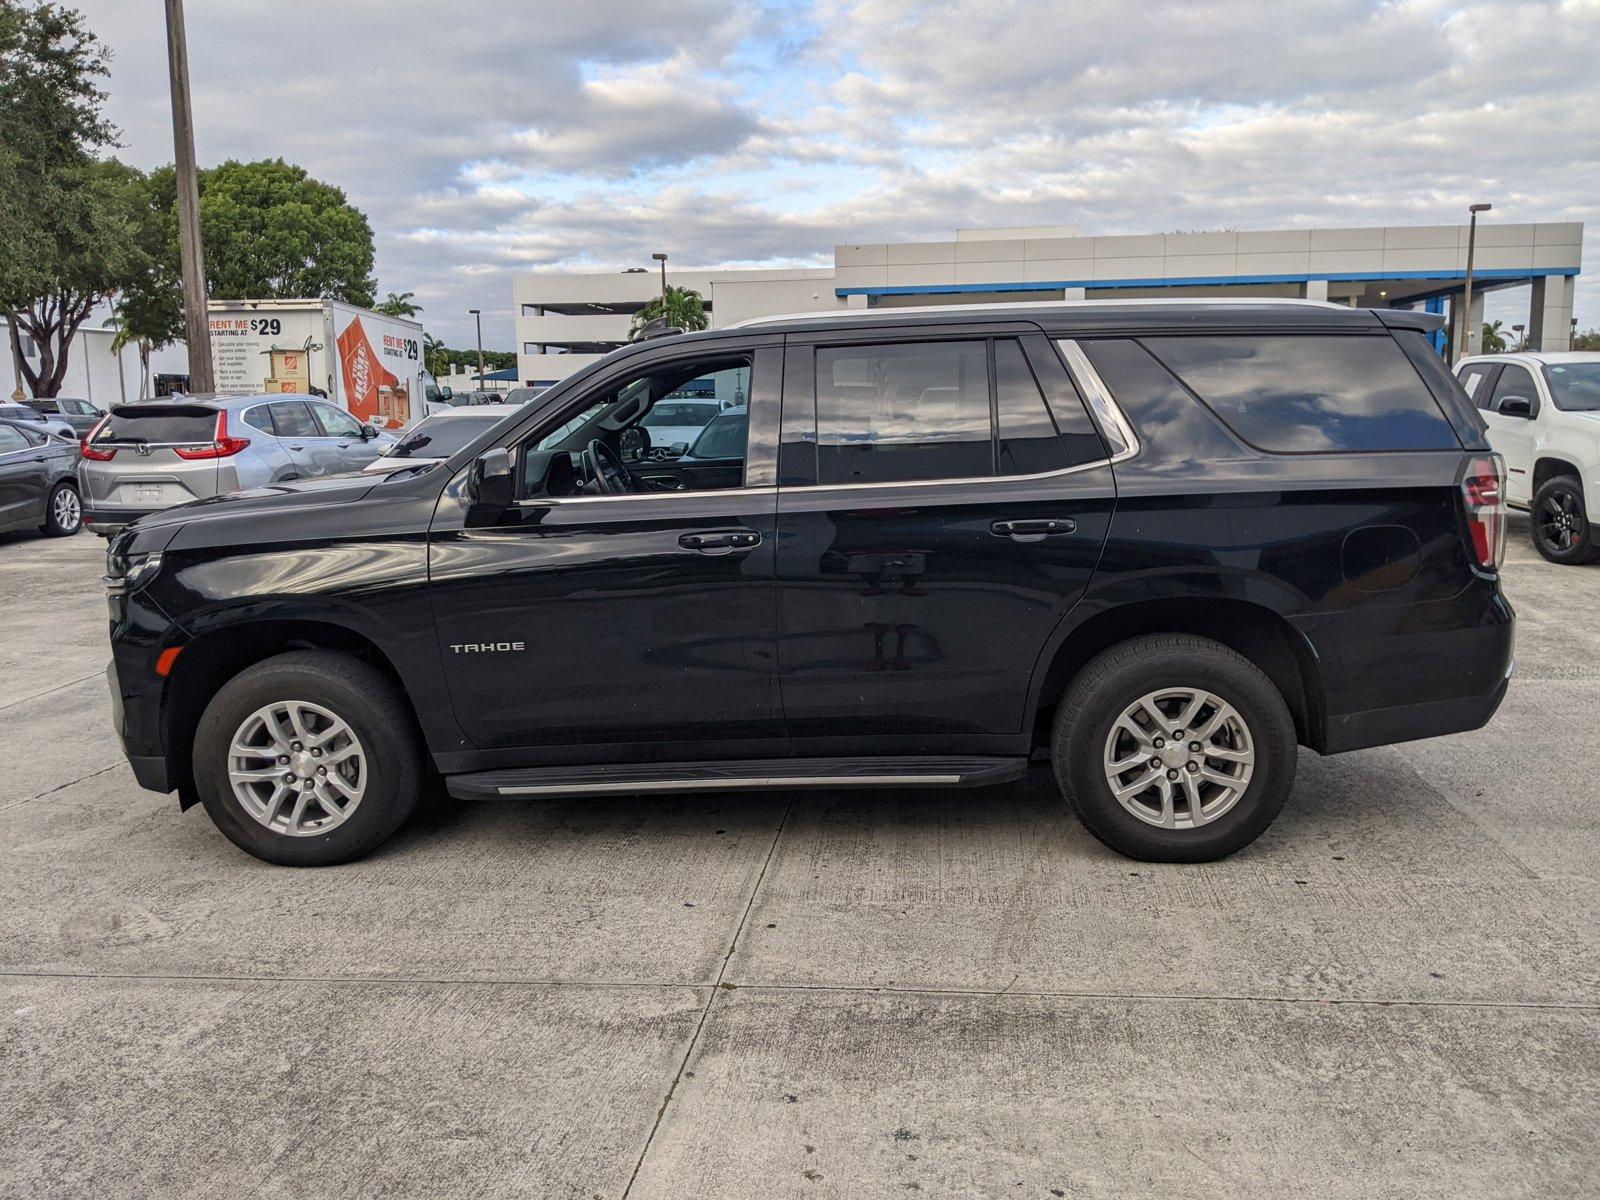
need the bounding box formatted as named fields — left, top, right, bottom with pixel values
left=206, top=298, right=444, bottom=429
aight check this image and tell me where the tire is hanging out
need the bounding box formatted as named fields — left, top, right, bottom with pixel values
left=1529, top=476, right=1600, bottom=565
left=192, top=650, right=421, bottom=866
left=40, top=480, right=82, bottom=537
left=1051, top=634, right=1298, bottom=863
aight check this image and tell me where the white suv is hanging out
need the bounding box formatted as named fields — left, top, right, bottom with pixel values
left=1455, top=352, right=1600, bottom=564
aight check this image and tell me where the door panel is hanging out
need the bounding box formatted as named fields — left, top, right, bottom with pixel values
left=1482, top=363, right=1539, bottom=503
left=426, top=341, right=785, bottom=754
left=0, top=428, right=43, bottom=529
left=774, top=470, right=1115, bottom=738
left=773, top=331, right=1115, bottom=740
left=269, top=401, right=341, bottom=477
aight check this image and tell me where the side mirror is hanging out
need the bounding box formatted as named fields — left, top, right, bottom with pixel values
left=439, top=386, right=454, bottom=401
left=466, top=447, right=514, bottom=522
left=670, top=441, right=690, bottom=456
left=359, top=423, right=379, bottom=439
left=1497, top=395, right=1534, bottom=418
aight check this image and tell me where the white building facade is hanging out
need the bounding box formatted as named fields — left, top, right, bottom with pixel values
left=514, top=222, right=1582, bottom=388
left=3, top=319, right=190, bottom=405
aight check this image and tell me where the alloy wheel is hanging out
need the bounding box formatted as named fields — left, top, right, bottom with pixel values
left=1102, top=687, right=1255, bottom=829
left=227, top=700, right=367, bottom=836
left=1537, top=490, right=1585, bottom=553
left=53, top=486, right=80, bottom=531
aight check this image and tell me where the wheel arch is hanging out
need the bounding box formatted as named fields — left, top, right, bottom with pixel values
left=1026, top=595, right=1324, bottom=752
left=160, top=615, right=434, bottom=809
left=1531, top=454, right=1583, bottom=495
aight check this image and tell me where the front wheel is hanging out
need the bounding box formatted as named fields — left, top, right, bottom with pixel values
left=1051, top=634, right=1298, bottom=863
left=192, top=650, right=421, bottom=866
left=1530, top=476, right=1600, bottom=565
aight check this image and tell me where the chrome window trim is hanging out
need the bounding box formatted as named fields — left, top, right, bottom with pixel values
left=1055, top=338, right=1140, bottom=463
left=784, top=455, right=1114, bottom=497
left=513, top=485, right=778, bottom=508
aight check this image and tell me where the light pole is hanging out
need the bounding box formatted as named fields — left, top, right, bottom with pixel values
left=164, top=0, right=215, bottom=392
left=1459, top=202, right=1492, bottom=364
left=651, top=252, right=668, bottom=312
left=468, top=308, right=483, bottom=391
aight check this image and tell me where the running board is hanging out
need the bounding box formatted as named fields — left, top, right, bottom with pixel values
left=445, top=756, right=1027, bottom=800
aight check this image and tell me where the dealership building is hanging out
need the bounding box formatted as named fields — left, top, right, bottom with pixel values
left=513, top=220, right=1583, bottom=387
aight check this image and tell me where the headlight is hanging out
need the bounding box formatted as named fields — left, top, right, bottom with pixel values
left=103, top=552, right=163, bottom=596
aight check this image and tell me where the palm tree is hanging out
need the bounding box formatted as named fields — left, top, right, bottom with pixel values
left=1481, top=319, right=1508, bottom=354
left=104, top=311, right=153, bottom=400
left=629, top=286, right=709, bottom=339
left=375, top=291, right=421, bottom=318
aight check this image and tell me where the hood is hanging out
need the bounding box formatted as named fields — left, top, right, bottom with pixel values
left=130, top=472, right=379, bottom=534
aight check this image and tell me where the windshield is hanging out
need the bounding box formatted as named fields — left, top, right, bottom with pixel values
left=1543, top=362, right=1600, bottom=412
left=388, top=413, right=501, bottom=459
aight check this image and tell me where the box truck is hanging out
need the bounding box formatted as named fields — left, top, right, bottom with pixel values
left=206, top=299, right=445, bottom=429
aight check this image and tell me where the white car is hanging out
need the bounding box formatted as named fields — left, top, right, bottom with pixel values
left=1455, top=352, right=1600, bottom=564
left=638, top=399, right=721, bottom=455
left=361, top=406, right=516, bottom=474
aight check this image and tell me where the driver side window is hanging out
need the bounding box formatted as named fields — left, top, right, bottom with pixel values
left=517, top=354, right=753, bottom=498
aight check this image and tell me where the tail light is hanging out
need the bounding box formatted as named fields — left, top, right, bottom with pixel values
left=172, top=411, right=250, bottom=460
left=1461, top=454, right=1506, bottom=571
left=80, top=414, right=116, bottom=461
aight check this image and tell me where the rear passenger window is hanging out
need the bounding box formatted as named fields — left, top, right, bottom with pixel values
left=995, top=340, right=1069, bottom=476
left=1145, top=335, right=1460, bottom=452
left=242, top=407, right=275, bottom=434
left=268, top=402, right=318, bottom=438
left=816, top=341, right=990, bottom=484
left=1458, top=364, right=1495, bottom=408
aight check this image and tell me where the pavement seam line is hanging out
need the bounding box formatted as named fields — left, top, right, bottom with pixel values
left=1, top=763, right=124, bottom=812
left=620, top=796, right=797, bottom=1200
left=0, top=671, right=104, bottom=714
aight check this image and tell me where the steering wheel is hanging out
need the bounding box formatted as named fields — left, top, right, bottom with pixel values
left=583, top=438, right=635, bottom=495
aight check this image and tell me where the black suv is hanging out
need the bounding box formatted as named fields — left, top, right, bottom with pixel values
left=103, top=301, right=1512, bottom=866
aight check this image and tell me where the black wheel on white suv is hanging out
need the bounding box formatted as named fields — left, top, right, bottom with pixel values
left=40, top=481, right=81, bottom=536
left=1050, top=634, right=1298, bottom=863
left=192, top=650, right=421, bottom=866
left=1530, top=476, right=1600, bottom=565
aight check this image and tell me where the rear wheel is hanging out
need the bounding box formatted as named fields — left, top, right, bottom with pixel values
left=1530, top=476, right=1600, bottom=565
left=40, top=481, right=81, bottom=536
left=1051, top=634, right=1297, bottom=862
left=192, top=650, right=421, bottom=866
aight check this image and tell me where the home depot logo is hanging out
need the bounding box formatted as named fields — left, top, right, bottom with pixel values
left=336, top=317, right=396, bottom=423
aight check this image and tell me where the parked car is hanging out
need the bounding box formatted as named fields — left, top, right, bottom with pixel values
left=0, top=401, right=75, bottom=442
left=0, top=417, right=82, bottom=537
left=78, top=394, right=396, bottom=537
left=24, top=396, right=105, bottom=436
left=102, top=299, right=1512, bottom=868
left=1455, top=351, right=1600, bottom=564
left=361, top=406, right=516, bottom=475
left=638, top=398, right=722, bottom=455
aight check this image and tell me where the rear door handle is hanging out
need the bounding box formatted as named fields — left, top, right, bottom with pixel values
left=679, top=530, right=762, bottom=554
left=991, top=518, right=1076, bottom=542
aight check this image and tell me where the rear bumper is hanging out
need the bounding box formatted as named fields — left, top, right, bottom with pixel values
left=83, top=506, right=161, bottom=536
left=1321, top=663, right=1512, bottom=754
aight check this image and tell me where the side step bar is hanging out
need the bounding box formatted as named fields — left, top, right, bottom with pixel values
left=446, top=756, right=1028, bottom=801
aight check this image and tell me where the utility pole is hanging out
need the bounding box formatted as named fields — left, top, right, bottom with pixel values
left=652, top=252, right=668, bottom=311
left=469, top=309, right=483, bottom=389
left=1458, top=202, right=1492, bottom=365
left=164, top=0, right=214, bottom=392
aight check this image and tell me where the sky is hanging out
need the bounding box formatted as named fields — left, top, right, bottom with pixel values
left=77, top=0, right=1599, bottom=349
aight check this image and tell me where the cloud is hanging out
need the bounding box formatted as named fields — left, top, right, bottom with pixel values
left=76, top=0, right=1599, bottom=346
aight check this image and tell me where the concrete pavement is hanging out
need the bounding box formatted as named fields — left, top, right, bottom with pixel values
left=1, top=520, right=1596, bottom=1198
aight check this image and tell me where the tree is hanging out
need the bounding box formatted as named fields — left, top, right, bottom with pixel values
left=1481, top=320, right=1507, bottom=354
left=146, top=158, right=378, bottom=307
left=107, top=169, right=184, bottom=398
left=375, top=290, right=420, bottom=318
left=0, top=1, right=138, bottom=398
left=629, top=286, right=708, bottom=339
left=1572, top=327, right=1600, bottom=352
left=423, top=333, right=450, bottom=378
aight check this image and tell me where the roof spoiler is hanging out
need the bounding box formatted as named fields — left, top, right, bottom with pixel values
left=1373, top=307, right=1446, bottom=334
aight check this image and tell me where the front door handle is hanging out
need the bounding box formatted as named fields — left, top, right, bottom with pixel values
left=991, top=518, right=1076, bottom=542
left=680, top=530, right=762, bottom=554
